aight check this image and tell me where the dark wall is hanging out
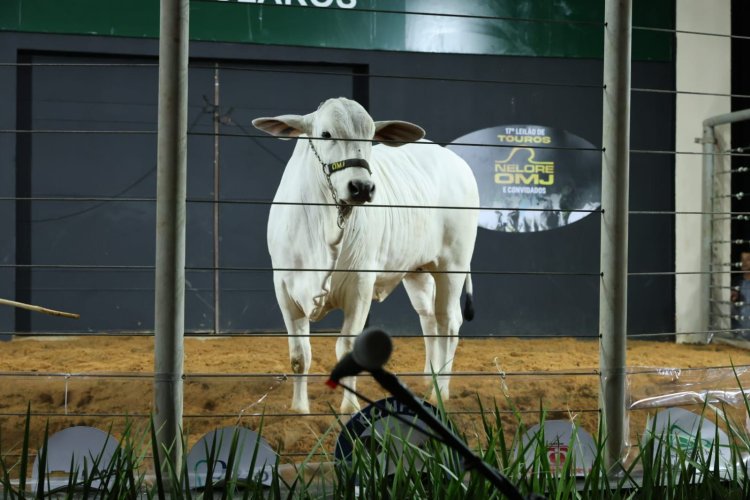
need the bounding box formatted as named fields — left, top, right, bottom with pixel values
left=0, top=32, right=675, bottom=338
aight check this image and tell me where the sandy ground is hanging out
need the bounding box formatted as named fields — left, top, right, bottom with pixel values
left=2, top=335, right=750, bottom=462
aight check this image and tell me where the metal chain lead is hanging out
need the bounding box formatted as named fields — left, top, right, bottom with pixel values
left=309, top=139, right=352, bottom=228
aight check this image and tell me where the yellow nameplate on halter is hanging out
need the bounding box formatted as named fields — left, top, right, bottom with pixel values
left=330, top=161, right=346, bottom=171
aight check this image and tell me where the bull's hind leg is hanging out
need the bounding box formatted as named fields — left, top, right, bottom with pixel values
left=403, top=273, right=439, bottom=386
left=430, top=272, right=465, bottom=402
left=275, top=285, right=312, bottom=413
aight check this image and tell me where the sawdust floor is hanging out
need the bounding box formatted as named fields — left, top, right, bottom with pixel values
left=1, top=336, right=750, bottom=460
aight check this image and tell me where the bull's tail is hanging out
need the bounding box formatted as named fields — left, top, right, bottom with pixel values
left=462, top=273, right=475, bottom=321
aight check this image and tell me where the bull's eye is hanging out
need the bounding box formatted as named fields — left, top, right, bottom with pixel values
left=321, top=131, right=332, bottom=139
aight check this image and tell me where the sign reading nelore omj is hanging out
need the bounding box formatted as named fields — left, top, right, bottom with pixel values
left=449, top=125, right=601, bottom=233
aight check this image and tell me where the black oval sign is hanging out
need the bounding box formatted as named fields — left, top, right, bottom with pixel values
left=448, top=125, right=601, bottom=233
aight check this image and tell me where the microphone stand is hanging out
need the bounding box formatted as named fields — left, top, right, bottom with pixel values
left=368, top=368, right=528, bottom=500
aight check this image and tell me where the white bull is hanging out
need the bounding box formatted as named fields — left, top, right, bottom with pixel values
left=253, top=97, right=479, bottom=414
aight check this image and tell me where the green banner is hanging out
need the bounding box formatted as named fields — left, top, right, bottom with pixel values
left=0, top=0, right=673, bottom=61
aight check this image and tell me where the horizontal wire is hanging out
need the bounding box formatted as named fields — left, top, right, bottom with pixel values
left=7, top=127, right=750, bottom=157
left=0, top=408, right=602, bottom=420
left=3, top=329, right=740, bottom=340
left=635, top=148, right=750, bottom=157
left=625, top=363, right=750, bottom=374
left=0, top=264, right=602, bottom=277
left=0, top=263, right=730, bottom=278
left=0, top=264, right=154, bottom=270
left=0, top=196, right=602, bottom=214
left=2, top=263, right=728, bottom=277
left=3, top=61, right=604, bottom=92
left=2, top=196, right=742, bottom=216
left=6, top=61, right=749, bottom=100
left=632, top=86, right=750, bottom=100
left=0, top=128, right=606, bottom=152
left=0, top=62, right=160, bottom=68
left=0, top=368, right=739, bottom=388
left=628, top=328, right=738, bottom=339
left=5, top=195, right=749, bottom=219
left=3, top=195, right=749, bottom=217
left=0, top=195, right=748, bottom=216
left=2, top=262, right=732, bottom=277
left=629, top=270, right=748, bottom=276
left=9, top=62, right=749, bottom=102
left=632, top=24, right=750, bottom=41
left=0, top=365, right=742, bottom=386
left=0, top=369, right=599, bottom=379
left=3, top=363, right=748, bottom=379
left=0, top=196, right=740, bottom=216
left=1, top=128, right=155, bottom=135
left=0, top=278, right=704, bottom=290
left=631, top=210, right=749, bottom=215
left=1, top=196, right=150, bottom=202
left=5, top=331, right=601, bottom=339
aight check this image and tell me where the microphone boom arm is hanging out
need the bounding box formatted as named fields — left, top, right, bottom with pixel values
left=369, top=369, right=525, bottom=500
left=325, top=328, right=535, bottom=499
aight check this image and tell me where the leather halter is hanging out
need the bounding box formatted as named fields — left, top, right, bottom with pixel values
left=308, top=139, right=372, bottom=228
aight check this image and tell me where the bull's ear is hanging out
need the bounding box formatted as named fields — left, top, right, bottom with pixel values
left=373, top=120, right=425, bottom=147
left=252, top=114, right=309, bottom=139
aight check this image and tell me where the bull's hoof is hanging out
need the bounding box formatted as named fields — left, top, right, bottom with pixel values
left=290, top=402, right=311, bottom=414
left=428, top=388, right=450, bottom=406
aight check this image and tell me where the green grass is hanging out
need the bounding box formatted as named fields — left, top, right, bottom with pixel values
left=2, top=396, right=750, bottom=499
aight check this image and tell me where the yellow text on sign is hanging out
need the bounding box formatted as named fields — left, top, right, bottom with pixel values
left=494, top=147, right=555, bottom=186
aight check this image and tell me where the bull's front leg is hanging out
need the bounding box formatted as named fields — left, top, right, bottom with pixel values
left=288, top=318, right=312, bottom=413
left=337, top=280, right=375, bottom=414
left=274, top=278, right=312, bottom=413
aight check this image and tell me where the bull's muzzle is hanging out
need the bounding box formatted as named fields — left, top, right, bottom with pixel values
left=348, top=179, right=375, bottom=203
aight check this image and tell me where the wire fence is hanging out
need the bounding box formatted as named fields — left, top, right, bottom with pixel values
left=0, top=3, right=748, bottom=463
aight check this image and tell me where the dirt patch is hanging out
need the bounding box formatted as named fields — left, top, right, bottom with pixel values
left=1, top=335, right=749, bottom=460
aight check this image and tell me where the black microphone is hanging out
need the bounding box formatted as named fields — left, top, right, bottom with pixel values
left=326, top=328, right=392, bottom=388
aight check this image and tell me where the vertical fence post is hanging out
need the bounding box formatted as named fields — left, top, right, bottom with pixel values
left=154, top=0, right=189, bottom=472
left=213, top=63, right=221, bottom=334
left=700, top=124, right=715, bottom=340
left=599, top=0, right=632, bottom=472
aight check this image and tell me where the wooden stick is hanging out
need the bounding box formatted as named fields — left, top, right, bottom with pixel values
left=0, top=298, right=80, bottom=319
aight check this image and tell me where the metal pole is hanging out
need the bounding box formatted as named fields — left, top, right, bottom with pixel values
left=213, top=63, right=221, bottom=334
left=154, top=0, right=189, bottom=472
left=700, top=124, right=715, bottom=341
left=599, top=0, right=632, bottom=472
